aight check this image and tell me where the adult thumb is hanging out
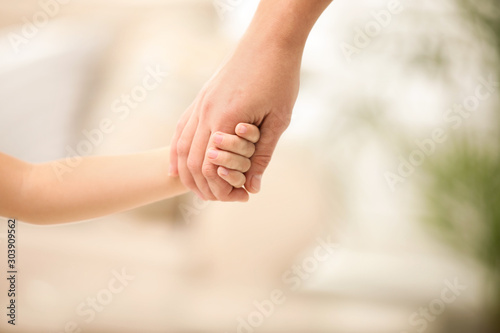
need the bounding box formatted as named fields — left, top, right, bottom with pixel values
left=244, top=116, right=288, bottom=194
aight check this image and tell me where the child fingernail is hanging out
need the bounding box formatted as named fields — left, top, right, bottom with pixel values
left=251, top=174, right=262, bottom=192
left=214, top=133, right=223, bottom=145
left=237, top=124, right=247, bottom=134
left=208, top=149, right=218, bottom=159
left=219, top=166, right=229, bottom=176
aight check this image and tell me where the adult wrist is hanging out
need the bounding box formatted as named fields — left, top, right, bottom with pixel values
left=241, top=8, right=307, bottom=57
left=241, top=0, right=331, bottom=55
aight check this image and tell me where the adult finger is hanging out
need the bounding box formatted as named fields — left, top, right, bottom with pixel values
left=187, top=125, right=217, bottom=200
left=169, top=108, right=192, bottom=177
left=202, top=154, right=249, bottom=202
left=217, top=166, right=246, bottom=188
left=204, top=119, right=250, bottom=201
left=176, top=113, right=205, bottom=200
left=244, top=114, right=288, bottom=194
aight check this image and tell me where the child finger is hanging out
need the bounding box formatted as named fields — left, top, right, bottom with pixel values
left=235, top=123, right=261, bottom=143
left=207, top=148, right=251, bottom=172
left=211, top=132, right=255, bottom=158
left=217, top=166, right=246, bottom=188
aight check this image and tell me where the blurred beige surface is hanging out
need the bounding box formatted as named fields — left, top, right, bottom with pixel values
left=0, top=0, right=492, bottom=332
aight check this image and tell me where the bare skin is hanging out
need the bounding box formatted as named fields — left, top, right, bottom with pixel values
left=169, top=0, right=333, bottom=202
left=0, top=124, right=260, bottom=224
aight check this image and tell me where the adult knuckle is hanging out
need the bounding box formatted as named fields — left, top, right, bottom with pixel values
left=177, top=139, right=189, bottom=156
left=277, top=111, right=292, bottom=130
left=219, top=194, right=232, bottom=202
left=213, top=187, right=230, bottom=202
left=253, top=154, right=272, bottom=169
left=200, top=95, right=218, bottom=119
left=266, top=116, right=290, bottom=139
left=201, top=162, right=217, bottom=179
left=186, top=156, right=201, bottom=173
left=175, top=120, right=185, bottom=133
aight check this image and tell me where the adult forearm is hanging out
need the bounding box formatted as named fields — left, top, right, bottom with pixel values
left=167, top=1, right=333, bottom=201
left=242, top=0, right=333, bottom=53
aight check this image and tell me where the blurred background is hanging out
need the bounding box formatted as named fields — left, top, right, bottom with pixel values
left=0, top=0, right=499, bottom=332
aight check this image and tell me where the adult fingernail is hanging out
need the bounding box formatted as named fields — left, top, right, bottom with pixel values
left=237, top=124, right=247, bottom=135
left=251, top=174, right=262, bottom=192
left=208, top=149, right=218, bottom=159
left=214, top=133, right=223, bottom=145
left=219, top=166, right=229, bottom=176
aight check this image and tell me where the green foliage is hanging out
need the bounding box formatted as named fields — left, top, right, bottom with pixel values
left=419, top=0, right=500, bottom=318
left=422, top=135, right=500, bottom=272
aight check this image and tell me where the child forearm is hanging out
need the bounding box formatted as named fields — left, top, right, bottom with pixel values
left=17, top=148, right=187, bottom=224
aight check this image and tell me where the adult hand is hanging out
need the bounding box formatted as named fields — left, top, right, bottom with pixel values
left=169, top=0, right=332, bottom=202
left=170, top=41, right=300, bottom=201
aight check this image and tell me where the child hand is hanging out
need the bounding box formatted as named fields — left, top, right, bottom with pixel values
left=207, top=123, right=260, bottom=189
